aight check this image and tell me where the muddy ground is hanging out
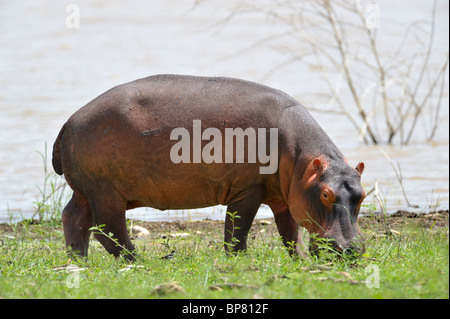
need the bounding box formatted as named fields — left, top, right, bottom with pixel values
left=134, top=209, right=449, bottom=240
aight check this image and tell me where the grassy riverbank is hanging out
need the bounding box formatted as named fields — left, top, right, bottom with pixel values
left=0, top=210, right=448, bottom=299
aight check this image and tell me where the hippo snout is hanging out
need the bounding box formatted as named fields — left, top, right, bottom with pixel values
left=309, top=237, right=365, bottom=259
left=338, top=241, right=365, bottom=257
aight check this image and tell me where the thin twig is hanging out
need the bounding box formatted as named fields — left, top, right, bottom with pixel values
left=378, top=148, right=416, bottom=208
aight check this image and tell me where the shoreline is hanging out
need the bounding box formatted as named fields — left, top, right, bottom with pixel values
left=1, top=209, right=447, bottom=236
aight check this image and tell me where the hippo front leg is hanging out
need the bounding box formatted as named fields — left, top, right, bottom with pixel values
left=224, top=185, right=265, bottom=254
left=269, top=201, right=307, bottom=258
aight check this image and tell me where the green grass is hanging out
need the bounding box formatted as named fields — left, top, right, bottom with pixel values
left=1, top=147, right=448, bottom=299
left=0, top=216, right=448, bottom=299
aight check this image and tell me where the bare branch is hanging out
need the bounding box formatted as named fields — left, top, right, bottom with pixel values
left=428, top=54, right=449, bottom=141
left=200, top=0, right=448, bottom=145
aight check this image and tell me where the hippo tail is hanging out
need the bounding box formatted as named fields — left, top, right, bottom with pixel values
left=52, top=123, right=66, bottom=175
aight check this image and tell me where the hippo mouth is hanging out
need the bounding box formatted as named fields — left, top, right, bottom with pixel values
left=304, top=212, right=364, bottom=259
left=308, top=234, right=365, bottom=259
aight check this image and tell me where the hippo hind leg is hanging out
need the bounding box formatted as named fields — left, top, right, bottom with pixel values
left=62, top=192, right=93, bottom=258
left=224, top=185, right=265, bottom=254
left=88, top=191, right=136, bottom=261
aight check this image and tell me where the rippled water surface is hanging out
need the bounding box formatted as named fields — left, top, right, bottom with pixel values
left=0, top=0, right=448, bottom=222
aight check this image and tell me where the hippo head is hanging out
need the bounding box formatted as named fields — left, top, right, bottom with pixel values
left=289, top=156, right=366, bottom=258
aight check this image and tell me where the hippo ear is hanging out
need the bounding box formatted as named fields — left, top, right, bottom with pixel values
left=312, top=157, right=327, bottom=175
left=355, top=162, right=365, bottom=176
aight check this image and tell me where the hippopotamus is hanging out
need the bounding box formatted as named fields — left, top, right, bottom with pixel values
left=52, top=74, right=366, bottom=261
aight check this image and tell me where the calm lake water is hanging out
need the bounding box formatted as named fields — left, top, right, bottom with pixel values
left=0, top=0, right=448, bottom=223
